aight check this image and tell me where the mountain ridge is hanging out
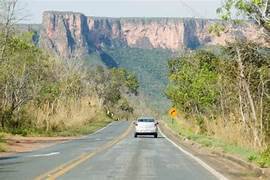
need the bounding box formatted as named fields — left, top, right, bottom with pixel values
left=40, top=11, right=266, bottom=58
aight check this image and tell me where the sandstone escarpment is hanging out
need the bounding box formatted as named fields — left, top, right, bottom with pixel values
left=40, top=11, right=265, bottom=58
left=40, top=11, right=90, bottom=58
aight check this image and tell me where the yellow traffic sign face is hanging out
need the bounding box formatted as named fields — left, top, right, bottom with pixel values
left=169, top=108, right=177, bottom=118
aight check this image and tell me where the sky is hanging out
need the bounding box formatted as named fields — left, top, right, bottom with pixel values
left=20, top=0, right=223, bottom=24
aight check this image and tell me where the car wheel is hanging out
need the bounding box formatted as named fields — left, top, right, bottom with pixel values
left=134, top=133, right=137, bottom=138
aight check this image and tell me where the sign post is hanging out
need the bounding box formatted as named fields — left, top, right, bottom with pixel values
left=168, top=108, right=177, bottom=124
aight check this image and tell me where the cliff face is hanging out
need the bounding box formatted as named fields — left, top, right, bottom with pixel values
left=41, top=12, right=90, bottom=58
left=40, top=11, right=265, bottom=58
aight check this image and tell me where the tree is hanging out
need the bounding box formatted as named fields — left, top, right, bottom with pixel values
left=0, top=34, right=49, bottom=129
left=210, top=0, right=270, bottom=148
left=224, top=40, right=270, bottom=146
left=166, top=50, right=219, bottom=131
left=218, top=0, right=270, bottom=35
left=110, top=68, right=139, bottom=95
left=0, top=0, right=21, bottom=62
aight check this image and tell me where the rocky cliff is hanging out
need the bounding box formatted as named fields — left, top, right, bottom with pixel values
left=40, top=11, right=265, bottom=58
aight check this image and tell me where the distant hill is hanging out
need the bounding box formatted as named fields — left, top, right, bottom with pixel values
left=19, top=11, right=268, bottom=111
left=103, top=48, right=176, bottom=110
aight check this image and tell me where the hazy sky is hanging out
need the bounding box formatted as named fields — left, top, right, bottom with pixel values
left=20, top=0, right=223, bottom=23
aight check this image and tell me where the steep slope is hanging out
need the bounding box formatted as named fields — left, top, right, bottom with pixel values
left=40, top=11, right=91, bottom=58
left=40, top=11, right=266, bottom=58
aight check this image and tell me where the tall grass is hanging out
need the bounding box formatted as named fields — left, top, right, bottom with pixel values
left=34, top=97, right=103, bottom=131
left=0, top=132, right=7, bottom=152
left=163, top=114, right=270, bottom=167
left=165, top=113, right=259, bottom=150
left=205, top=117, right=256, bottom=149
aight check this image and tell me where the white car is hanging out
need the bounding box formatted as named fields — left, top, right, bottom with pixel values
left=134, top=117, right=158, bottom=138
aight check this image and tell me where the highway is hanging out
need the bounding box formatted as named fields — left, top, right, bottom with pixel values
left=0, top=121, right=223, bottom=180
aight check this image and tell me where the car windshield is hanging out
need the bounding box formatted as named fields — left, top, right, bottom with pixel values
left=138, top=119, right=154, bottom=122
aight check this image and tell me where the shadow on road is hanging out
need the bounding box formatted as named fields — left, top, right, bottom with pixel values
left=135, top=136, right=165, bottom=139
left=0, top=159, right=22, bottom=174
left=0, top=156, right=19, bottom=161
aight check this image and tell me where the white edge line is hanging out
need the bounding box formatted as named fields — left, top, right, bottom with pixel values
left=159, top=128, right=228, bottom=180
left=8, top=121, right=115, bottom=157
left=29, top=152, right=60, bottom=157
left=55, top=121, right=115, bottom=145
left=91, top=121, right=115, bottom=135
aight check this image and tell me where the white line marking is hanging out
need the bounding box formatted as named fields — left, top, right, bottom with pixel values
left=90, top=121, right=115, bottom=136
left=159, top=128, right=228, bottom=180
left=43, top=121, right=115, bottom=148
left=29, top=152, right=60, bottom=157
left=79, top=121, right=115, bottom=139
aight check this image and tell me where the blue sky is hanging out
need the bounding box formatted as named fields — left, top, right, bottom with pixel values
left=20, top=0, right=223, bottom=23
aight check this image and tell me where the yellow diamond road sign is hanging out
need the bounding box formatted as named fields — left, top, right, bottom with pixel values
left=169, top=108, right=177, bottom=118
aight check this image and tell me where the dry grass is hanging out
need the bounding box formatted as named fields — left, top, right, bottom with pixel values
left=0, top=132, right=7, bottom=152
left=163, top=115, right=259, bottom=165
left=174, top=114, right=258, bottom=150
left=164, top=110, right=260, bottom=151
left=205, top=117, right=255, bottom=149
left=32, top=96, right=105, bottom=132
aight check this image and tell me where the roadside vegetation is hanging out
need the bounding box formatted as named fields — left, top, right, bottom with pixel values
left=104, top=48, right=176, bottom=110
left=164, top=116, right=270, bottom=167
left=166, top=0, right=270, bottom=167
left=0, top=0, right=139, bottom=146
left=0, top=132, right=7, bottom=152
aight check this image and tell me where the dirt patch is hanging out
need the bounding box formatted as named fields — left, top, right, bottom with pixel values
left=0, top=136, right=77, bottom=157
left=159, top=121, right=270, bottom=180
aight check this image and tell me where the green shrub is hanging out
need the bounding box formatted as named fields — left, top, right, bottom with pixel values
left=257, top=147, right=270, bottom=168
left=248, top=155, right=257, bottom=162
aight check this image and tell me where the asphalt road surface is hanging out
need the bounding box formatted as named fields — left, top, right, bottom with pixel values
left=0, top=121, right=223, bottom=180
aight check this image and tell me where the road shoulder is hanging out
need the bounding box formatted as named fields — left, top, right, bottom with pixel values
left=159, top=121, right=270, bottom=180
left=0, top=121, right=114, bottom=157
left=0, top=136, right=76, bottom=157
